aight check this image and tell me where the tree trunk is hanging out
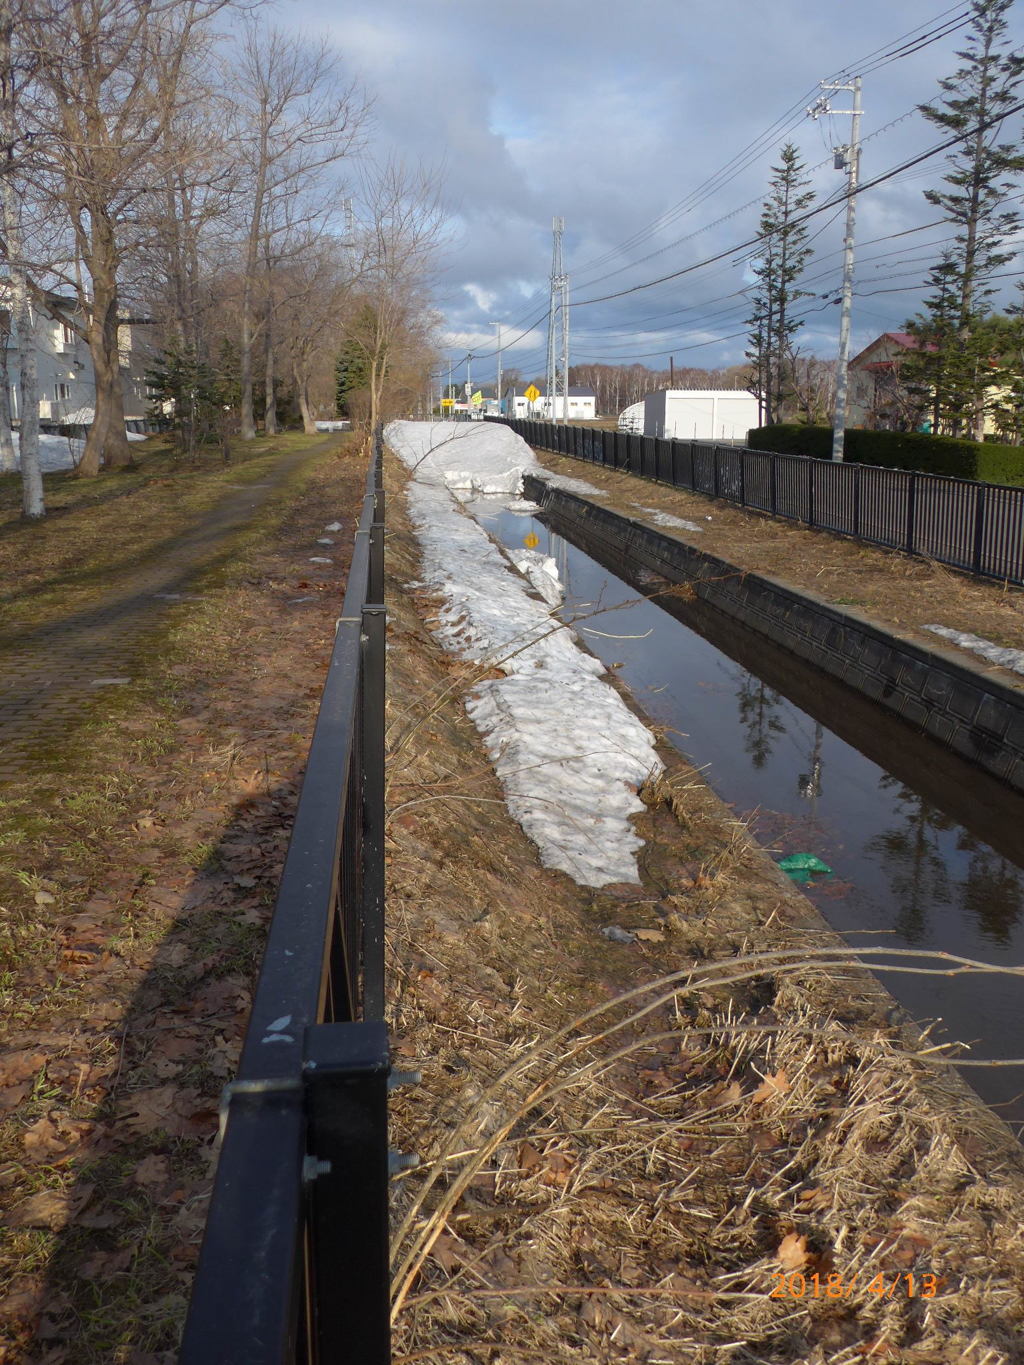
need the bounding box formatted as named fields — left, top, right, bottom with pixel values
left=0, top=341, right=14, bottom=472
left=295, top=360, right=316, bottom=434
left=263, top=301, right=276, bottom=436
left=79, top=216, right=132, bottom=475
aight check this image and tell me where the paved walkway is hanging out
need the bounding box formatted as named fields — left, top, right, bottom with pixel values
left=0, top=443, right=328, bottom=783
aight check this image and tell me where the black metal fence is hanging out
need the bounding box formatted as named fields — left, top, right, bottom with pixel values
left=492, top=417, right=1024, bottom=586
left=180, top=432, right=391, bottom=1363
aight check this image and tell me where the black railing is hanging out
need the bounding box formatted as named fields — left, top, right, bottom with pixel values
left=492, top=417, right=1024, bottom=587
left=180, top=431, right=391, bottom=1364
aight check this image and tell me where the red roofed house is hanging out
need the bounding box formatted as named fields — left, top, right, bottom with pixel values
left=847, top=332, right=932, bottom=432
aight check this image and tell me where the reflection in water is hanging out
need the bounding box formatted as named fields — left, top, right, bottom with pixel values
left=866, top=783, right=955, bottom=942
left=733, top=672, right=786, bottom=769
left=958, top=841, right=1023, bottom=947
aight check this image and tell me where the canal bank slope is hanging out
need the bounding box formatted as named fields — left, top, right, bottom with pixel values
left=384, top=434, right=1024, bottom=1365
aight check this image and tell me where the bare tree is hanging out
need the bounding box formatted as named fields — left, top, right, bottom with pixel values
left=226, top=23, right=367, bottom=440
left=0, top=0, right=42, bottom=514
left=342, top=162, right=445, bottom=434
left=26, top=0, right=229, bottom=476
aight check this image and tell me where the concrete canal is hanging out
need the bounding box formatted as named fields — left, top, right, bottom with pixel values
left=470, top=493, right=1024, bottom=1128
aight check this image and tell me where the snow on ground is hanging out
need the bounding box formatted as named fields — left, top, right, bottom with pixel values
left=508, top=549, right=563, bottom=607
left=924, top=625, right=1024, bottom=677
left=537, top=471, right=607, bottom=497
left=1, top=429, right=147, bottom=474
left=631, top=504, right=704, bottom=533
left=388, top=419, right=663, bottom=887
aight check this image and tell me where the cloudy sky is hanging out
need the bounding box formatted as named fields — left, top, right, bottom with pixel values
left=284, top=0, right=1023, bottom=390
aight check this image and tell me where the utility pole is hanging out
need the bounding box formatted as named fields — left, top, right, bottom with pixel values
left=447, top=357, right=453, bottom=419
left=810, top=76, right=862, bottom=461
left=545, top=216, right=569, bottom=424
left=491, top=320, right=502, bottom=415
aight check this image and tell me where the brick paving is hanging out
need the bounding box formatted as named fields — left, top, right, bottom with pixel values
left=0, top=443, right=328, bottom=783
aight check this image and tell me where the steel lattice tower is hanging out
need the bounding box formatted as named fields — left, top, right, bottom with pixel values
left=545, top=217, right=569, bottom=424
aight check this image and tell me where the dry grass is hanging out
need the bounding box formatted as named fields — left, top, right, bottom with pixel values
left=383, top=458, right=1024, bottom=1365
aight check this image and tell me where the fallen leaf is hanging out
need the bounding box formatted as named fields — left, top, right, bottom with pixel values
left=753, top=1069, right=790, bottom=1102
left=776, top=1232, right=809, bottom=1271
left=632, top=927, right=665, bottom=943
left=133, top=1155, right=171, bottom=1188
left=9, top=1184, right=95, bottom=1231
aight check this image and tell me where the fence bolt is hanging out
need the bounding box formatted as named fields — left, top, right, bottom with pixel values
left=303, top=1155, right=333, bottom=1182
left=389, top=1149, right=421, bottom=1176
left=388, top=1069, right=422, bottom=1091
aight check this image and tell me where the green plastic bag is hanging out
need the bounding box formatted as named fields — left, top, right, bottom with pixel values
left=777, top=853, right=833, bottom=880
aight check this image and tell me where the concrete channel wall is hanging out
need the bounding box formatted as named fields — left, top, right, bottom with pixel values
left=524, top=474, right=1024, bottom=798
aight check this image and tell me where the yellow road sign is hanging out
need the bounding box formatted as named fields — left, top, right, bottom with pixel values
left=524, top=384, right=540, bottom=402
left=440, top=398, right=454, bottom=407
left=523, top=531, right=539, bottom=549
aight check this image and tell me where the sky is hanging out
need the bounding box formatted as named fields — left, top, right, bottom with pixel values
left=282, top=0, right=1024, bottom=392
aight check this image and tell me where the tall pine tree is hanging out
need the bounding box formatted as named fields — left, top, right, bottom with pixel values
left=905, top=0, right=1024, bottom=437
left=745, top=144, right=815, bottom=427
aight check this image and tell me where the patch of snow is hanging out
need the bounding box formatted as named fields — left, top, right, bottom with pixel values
left=924, top=625, right=1024, bottom=677
left=631, top=505, right=703, bottom=533
left=505, top=497, right=541, bottom=514
left=2, top=428, right=148, bottom=473
left=536, top=471, right=607, bottom=497
left=324, top=521, right=343, bottom=532
left=387, top=420, right=663, bottom=888
left=509, top=549, right=563, bottom=607
left=316, top=537, right=335, bottom=545
left=309, top=556, right=333, bottom=564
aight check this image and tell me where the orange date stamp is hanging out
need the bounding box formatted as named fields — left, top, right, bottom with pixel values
left=770, top=1271, right=940, bottom=1300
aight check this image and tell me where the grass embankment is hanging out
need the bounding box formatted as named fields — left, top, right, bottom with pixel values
left=0, top=433, right=366, bottom=1362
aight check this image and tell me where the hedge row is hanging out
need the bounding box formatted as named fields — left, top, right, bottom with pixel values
left=746, top=424, right=1024, bottom=487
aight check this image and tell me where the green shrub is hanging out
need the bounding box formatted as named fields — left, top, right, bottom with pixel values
left=746, top=424, right=1024, bottom=486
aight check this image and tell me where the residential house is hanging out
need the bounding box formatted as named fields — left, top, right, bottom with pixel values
left=847, top=332, right=929, bottom=431
left=2, top=287, right=159, bottom=432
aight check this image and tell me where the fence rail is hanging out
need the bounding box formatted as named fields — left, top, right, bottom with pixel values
left=180, top=431, right=391, bottom=1364
left=491, top=418, right=1024, bottom=586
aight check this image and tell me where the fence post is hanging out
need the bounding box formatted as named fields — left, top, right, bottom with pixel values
left=853, top=463, right=861, bottom=538
left=305, top=1020, right=392, bottom=1365
left=905, top=471, right=917, bottom=556
left=807, top=460, right=815, bottom=528
left=972, top=484, right=987, bottom=574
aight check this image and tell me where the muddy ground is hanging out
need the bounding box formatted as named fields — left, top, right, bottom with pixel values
left=383, top=453, right=1024, bottom=1365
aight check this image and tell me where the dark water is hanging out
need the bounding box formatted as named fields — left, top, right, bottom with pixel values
left=470, top=495, right=1024, bottom=1128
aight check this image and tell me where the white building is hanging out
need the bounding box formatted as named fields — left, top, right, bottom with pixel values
left=3, top=288, right=158, bottom=431
left=506, top=385, right=597, bottom=422
left=643, top=389, right=759, bottom=443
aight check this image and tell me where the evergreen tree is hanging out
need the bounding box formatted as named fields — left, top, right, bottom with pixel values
left=745, top=144, right=815, bottom=426
left=905, top=0, right=1024, bottom=437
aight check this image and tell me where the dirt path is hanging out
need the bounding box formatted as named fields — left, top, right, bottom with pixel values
left=0, top=440, right=366, bottom=1362
left=0, top=440, right=332, bottom=782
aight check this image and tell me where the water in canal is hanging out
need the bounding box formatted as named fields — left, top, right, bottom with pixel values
left=470, top=495, right=1024, bottom=1129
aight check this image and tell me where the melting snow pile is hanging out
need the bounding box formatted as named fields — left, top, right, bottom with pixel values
left=925, top=625, right=1024, bottom=677
left=387, top=420, right=663, bottom=887
left=632, top=505, right=704, bottom=533
left=2, top=429, right=148, bottom=474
